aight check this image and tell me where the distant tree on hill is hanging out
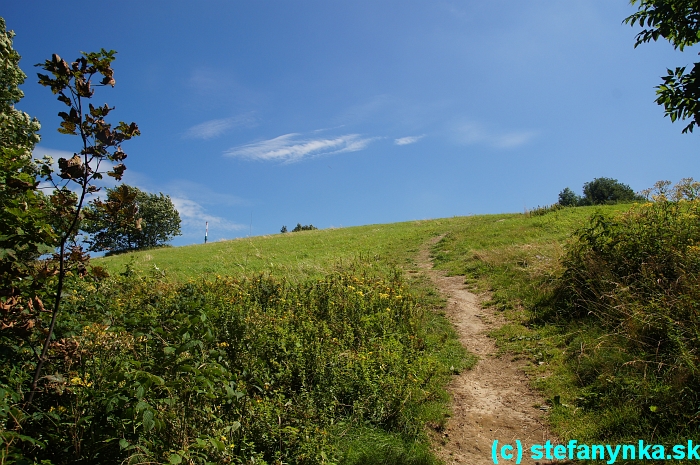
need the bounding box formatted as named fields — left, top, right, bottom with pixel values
left=291, top=223, right=317, bottom=232
left=280, top=225, right=288, bottom=233
left=83, top=184, right=181, bottom=254
left=558, top=187, right=580, bottom=207
left=581, top=177, right=640, bottom=205
left=558, top=177, right=643, bottom=207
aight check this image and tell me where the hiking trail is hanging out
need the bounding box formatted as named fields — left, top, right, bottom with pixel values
left=418, top=236, right=563, bottom=465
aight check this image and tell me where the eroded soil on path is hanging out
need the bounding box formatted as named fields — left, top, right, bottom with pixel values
left=418, top=237, right=562, bottom=465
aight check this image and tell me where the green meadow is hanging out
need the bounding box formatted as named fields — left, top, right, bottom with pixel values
left=98, top=218, right=461, bottom=282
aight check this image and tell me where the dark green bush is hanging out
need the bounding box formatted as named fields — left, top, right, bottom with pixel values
left=557, top=178, right=643, bottom=208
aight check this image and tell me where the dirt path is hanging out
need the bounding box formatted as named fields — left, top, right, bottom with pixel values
left=418, top=236, right=561, bottom=465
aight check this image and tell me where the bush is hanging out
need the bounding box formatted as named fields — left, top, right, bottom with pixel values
left=549, top=180, right=700, bottom=438
left=557, top=178, right=642, bottom=207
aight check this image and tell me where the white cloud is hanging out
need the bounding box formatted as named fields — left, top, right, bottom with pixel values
left=184, top=114, right=257, bottom=140
left=171, top=196, right=246, bottom=232
left=395, top=135, right=425, bottom=146
left=33, top=147, right=75, bottom=161
left=224, top=132, right=377, bottom=163
left=129, top=178, right=249, bottom=237
left=454, top=122, right=537, bottom=149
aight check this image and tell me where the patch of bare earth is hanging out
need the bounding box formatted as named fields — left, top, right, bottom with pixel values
left=418, top=237, right=562, bottom=465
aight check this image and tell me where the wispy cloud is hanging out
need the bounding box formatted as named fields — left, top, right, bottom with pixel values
left=170, top=197, right=246, bottom=233
left=395, top=135, right=425, bottom=146
left=164, top=179, right=248, bottom=208
left=224, top=132, right=377, bottom=163
left=454, top=122, right=537, bottom=149
left=153, top=180, right=248, bottom=238
left=184, top=114, right=257, bottom=140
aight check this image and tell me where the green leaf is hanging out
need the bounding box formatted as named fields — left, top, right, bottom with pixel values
left=169, top=453, right=183, bottom=464
left=119, top=438, right=129, bottom=450
left=142, top=410, right=155, bottom=431
left=209, top=437, right=226, bottom=452
left=135, top=400, right=149, bottom=412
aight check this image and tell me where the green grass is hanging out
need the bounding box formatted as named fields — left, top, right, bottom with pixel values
left=426, top=205, right=656, bottom=452
left=97, top=219, right=465, bottom=282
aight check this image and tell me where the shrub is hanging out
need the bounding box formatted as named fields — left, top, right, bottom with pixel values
left=557, top=178, right=642, bottom=208
left=550, top=179, right=700, bottom=438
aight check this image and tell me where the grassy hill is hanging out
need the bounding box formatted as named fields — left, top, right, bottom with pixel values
left=92, top=205, right=640, bottom=462
left=22, top=201, right=694, bottom=464
left=98, top=218, right=460, bottom=282
left=98, top=206, right=621, bottom=283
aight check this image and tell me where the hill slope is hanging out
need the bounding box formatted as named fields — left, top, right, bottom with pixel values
left=92, top=206, right=634, bottom=463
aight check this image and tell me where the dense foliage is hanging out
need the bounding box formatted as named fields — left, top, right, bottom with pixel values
left=0, top=17, right=52, bottom=295
left=3, top=259, right=464, bottom=464
left=83, top=184, right=181, bottom=254
left=581, top=177, right=639, bottom=205
left=557, top=187, right=579, bottom=207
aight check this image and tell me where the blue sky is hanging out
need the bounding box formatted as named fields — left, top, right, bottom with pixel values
left=4, top=1, right=698, bottom=245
